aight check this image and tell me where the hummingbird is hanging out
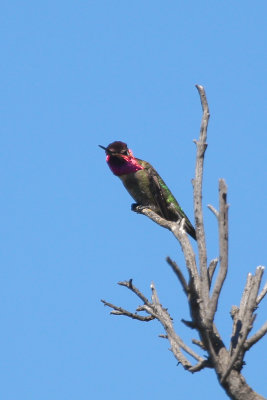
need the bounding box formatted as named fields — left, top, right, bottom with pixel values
left=99, top=141, right=196, bottom=240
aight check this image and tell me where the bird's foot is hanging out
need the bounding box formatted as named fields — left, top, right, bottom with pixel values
left=131, top=203, right=149, bottom=213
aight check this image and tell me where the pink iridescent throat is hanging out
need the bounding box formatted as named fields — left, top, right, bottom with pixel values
left=106, top=151, right=144, bottom=176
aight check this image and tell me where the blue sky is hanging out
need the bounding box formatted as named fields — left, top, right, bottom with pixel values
left=1, top=1, right=266, bottom=399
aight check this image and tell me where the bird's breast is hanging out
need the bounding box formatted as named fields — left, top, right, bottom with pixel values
left=119, top=170, right=154, bottom=205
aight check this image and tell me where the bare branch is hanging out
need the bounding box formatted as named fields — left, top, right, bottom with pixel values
left=209, top=180, right=229, bottom=323
left=133, top=207, right=201, bottom=297
left=148, top=282, right=204, bottom=365
left=230, top=305, right=239, bottom=320
left=229, top=274, right=256, bottom=353
left=244, top=321, right=267, bottom=350
left=101, top=299, right=155, bottom=321
left=208, top=258, right=219, bottom=287
left=193, top=84, right=210, bottom=307
left=181, top=319, right=197, bottom=329
left=188, top=359, right=212, bottom=373
left=150, top=281, right=160, bottom=305
left=196, top=84, right=209, bottom=113
left=118, top=279, right=151, bottom=305
left=104, top=279, right=205, bottom=370
left=247, top=266, right=265, bottom=310
left=256, top=274, right=267, bottom=305
left=221, top=316, right=257, bottom=384
left=178, top=342, right=205, bottom=363
left=166, top=256, right=189, bottom=295
left=222, top=267, right=265, bottom=383
left=239, top=273, right=253, bottom=318
left=159, top=334, right=168, bottom=339
left=229, top=305, right=240, bottom=351
left=132, top=205, right=173, bottom=230
left=170, top=223, right=200, bottom=294
left=239, top=267, right=264, bottom=336
left=207, top=204, right=219, bottom=219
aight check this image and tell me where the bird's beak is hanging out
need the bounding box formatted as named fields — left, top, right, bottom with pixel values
left=98, top=145, right=107, bottom=151
left=99, top=144, right=113, bottom=155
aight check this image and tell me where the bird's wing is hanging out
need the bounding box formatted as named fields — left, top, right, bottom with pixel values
left=138, top=159, right=196, bottom=240
left=138, top=159, right=171, bottom=220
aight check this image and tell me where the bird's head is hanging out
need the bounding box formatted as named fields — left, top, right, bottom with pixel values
left=99, top=141, right=134, bottom=161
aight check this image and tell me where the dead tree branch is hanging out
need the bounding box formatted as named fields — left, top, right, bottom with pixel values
left=209, top=179, right=229, bottom=323
left=103, top=280, right=206, bottom=371
left=256, top=279, right=267, bottom=305
left=166, top=256, right=189, bottom=295
left=192, top=85, right=210, bottom=310
left=208, top=258, right=219, bottom=287
left=208, top=204, right=219, bottom=219
left=101, top=299, right=155, bottom=321
left=102, top=85, right=266, bottom=400
left=244, top=320, right=267, bottom=350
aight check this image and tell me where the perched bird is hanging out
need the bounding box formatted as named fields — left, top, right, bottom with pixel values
left=99, top=141, right=196, bottom=240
